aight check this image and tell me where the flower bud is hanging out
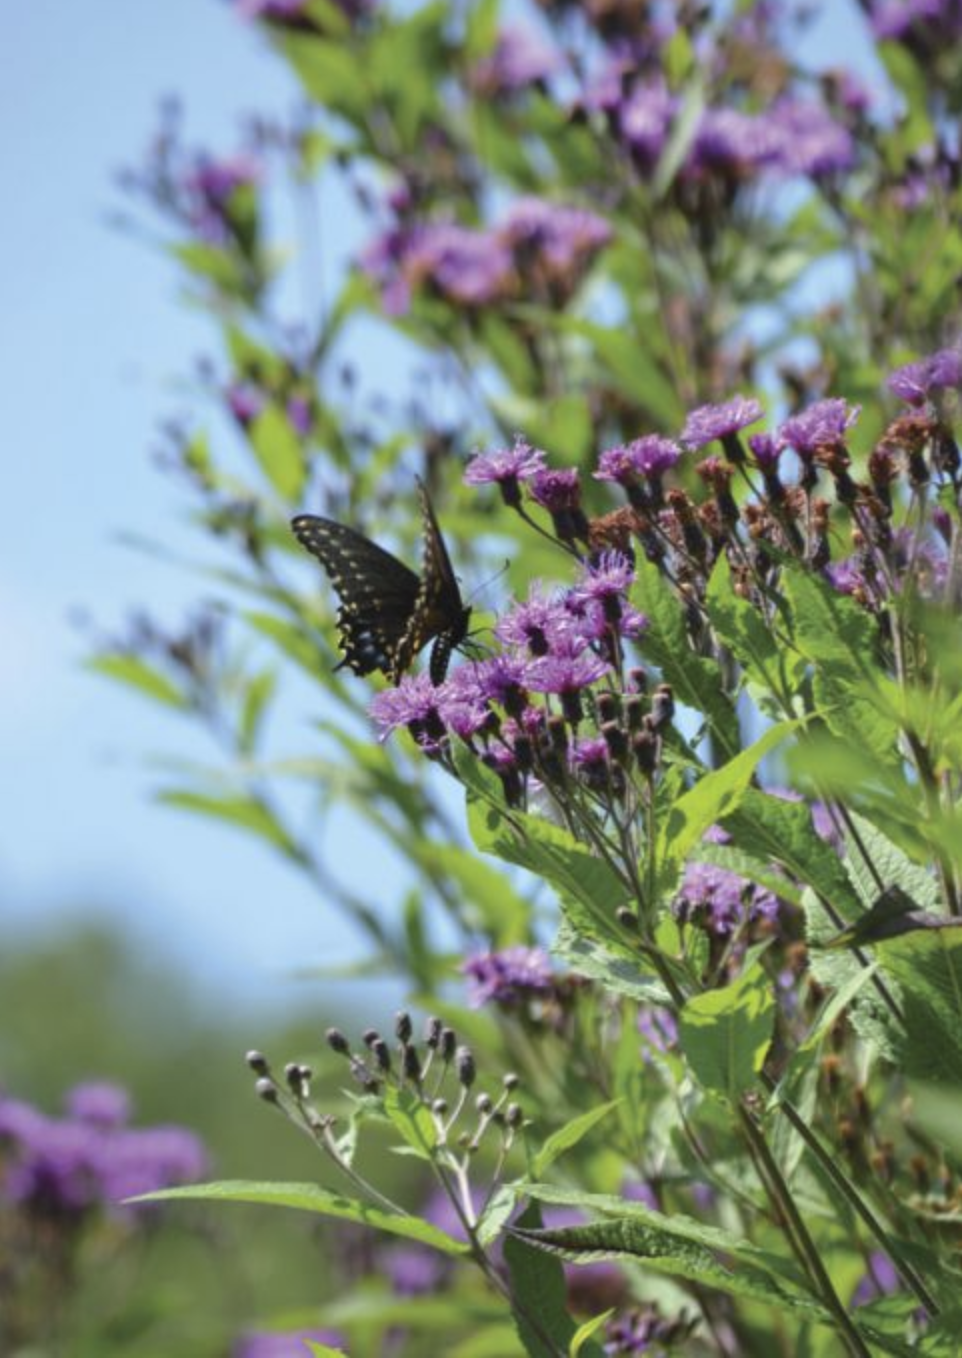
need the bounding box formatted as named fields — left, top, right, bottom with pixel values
left=456, top=1045, right=477, bottom=1088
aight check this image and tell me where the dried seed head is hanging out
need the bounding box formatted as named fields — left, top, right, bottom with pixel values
left=326, top=1028, right=351, bottom=1056
left=456, top=1045, right=477, bottom=1088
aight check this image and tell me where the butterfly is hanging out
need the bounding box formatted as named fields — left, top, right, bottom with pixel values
left=291, top=478, right=471, bottom=686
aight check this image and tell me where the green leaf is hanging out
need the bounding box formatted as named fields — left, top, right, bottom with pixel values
left=503, top=1202, right=587, bottom=1358
left=156, top=789, right=302, bottom=861
left=249, top=402, right=307, bottom=501
left=533, top=1100, right=622, bottom=1178
left=551, top=921, right=674, bottom=1005
left=517, top=1186, right=822, bottom=1319
left=382, top=1085, right=438, bottom=1160
left=408, top=841, right=531, bottom=946
left=239, top=669, right=277, bottom=756
left=656, top=722, right=795, bottom=898
left=632, top=556, right=739, bottom=757
left=89, top=654, right=189, bottom=710
left=875, top=925, right=962, bottom=1084
left=678, top=957, right=775, bottom=1099
left=134, top=1180, right=468, bottom=1254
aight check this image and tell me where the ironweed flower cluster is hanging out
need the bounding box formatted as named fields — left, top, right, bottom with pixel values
left=361, top=195, right=612, bottom=316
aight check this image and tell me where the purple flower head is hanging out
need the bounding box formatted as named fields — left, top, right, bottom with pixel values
left=637, top=1006, right=678, bottom=1055
left=101, top=1125, right=209, bottom=1204
left=235, top=0, right=310, bottom=20
left=382, top=1241, right=449, bottom=1296
left=595, top=435, right=681, bottom=485
left=530, top=467, right=581, bottom=512
left=869, top=0, right=958, bottom=41
left=748, top=432, right=781, bottom=473
left=777, top=398, right=861, bottom=456
left=573, top=551, right=634, bottom=604
left=232, top=1330, right=346, bottom=1358
left=689, top=107, right=767, bottom=176
left=765, top=99, right=856, bottom=177
left=618, top=80, right=676, bottom=169
left=681, top=396, right=764, bottom=451
left=286, top=394, right=312, bottom=437
left=674, top=860, right=780, bottom=938
left=465, top=437, right=547, bottom=506
left=463, top=946, right=554, bottom=1007
left=408, top=222, right=513, bottom=306
left=525, top=651, right=610, bottom=695
left=460, top=654, right=529, bottom=710
left=471, top=25, right=559, bottom=94
left=570, top=735, right=609, bottom=775
left=495, top=587, right=580, bottom=657
left=888, top=346, right=962, bottom=404
left=226, top=380, right=266, bottom=427
left=185, top=153, right=260, bottom=243
left=66, top=1082, right=131, bottom=1130
left=851, top=1251, right=900, bottom=1308
left=501, top=198, right=612, bottom=274
left=825, top=556, right=866, bottom=597
left=369, top=673, right=445, bottom=744
left=434, top=671, right=492, bottom=739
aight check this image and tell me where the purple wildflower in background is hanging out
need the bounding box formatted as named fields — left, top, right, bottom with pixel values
left=674, top=860, right=780, bottom=938
left=502, top=198, right=612, bottom=272
left=0, top=1086, right=207, bottom=1218
left=825, top=556, right=867, bottom=597
left=465, top=436, right=547, bottom=506
left=382, top=1241, right=449, bottom=1295
left=777, top=398, right=860, bottom=455
left=638, top=1006, right=678, bottom=1055
left=851, top=1251, right=900, bottom=1308
left=226, top=381, right=265, bottom=427
left=471, top=25, right=559, bottom=94
left=572, top=552, right=634, bottom=605
left=595, top=435, right=681, bottom=485
left=66, top=1082, right=131, bottom=1130
left=748, top=432, right=781, bottom=472
left=463, top=945, right=554, bottom=1006
left=407, top=222, right=514, bottom=306
left=765, top=99, right=856, bottom=177
left=869, top=0, right=960, bottom=41
left=185, top=153, right=260, bottom=243
left=618, top=80, right=676, bottom=169
left=235, top=0, right=310, bottom=20
left=681, top=396, right=764, bottom=451
left=888, top=347, right=962, bottom=404
left=233, top=1330, right=346, bottom=1358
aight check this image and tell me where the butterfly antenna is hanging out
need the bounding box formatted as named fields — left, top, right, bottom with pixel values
left=468, top=559, right=510, bottom=607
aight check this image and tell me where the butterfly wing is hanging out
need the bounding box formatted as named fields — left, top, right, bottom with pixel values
left=291, top=514, right=422, bottom=679
left=391, top=479, right=471, bottom=684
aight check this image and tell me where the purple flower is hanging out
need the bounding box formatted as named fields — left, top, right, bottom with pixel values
left=825, top=556, right=866, bottom=596
left=681, top=396, right=764, bottom=451
left=97, top=1125, right=209, bottom=1204
left=525, top=651, right=610, bottom=695
left=776, top=398, right=860, bottom=455
left=408, top=223, right=513, bottom=306
left=530, top=467, right=582, bottom=512
left=673, top=860, right=780, bottom=938
left=595, top=435, right=681, bottom=485
left=471, top=25, right=559, bottom=94
left=851, top=1251, right=900, bottom=1308
left=869, top=0, right=959, bottom=41
left=888, top=347, right=962, bottom=404
left=637, top=1006, right=678, bottom=1055
left=369, top=673, right=445, bottom=744
left=618, top=80, right=676, bottom=169
left=66, top=1082, right=131, bottom=1130
left=463, top=946, right=554, bottom=1006
left=226, top=381, right=265, bottom=427
left=764, top=99, right=856, bottom=177
left=232, top=1330, right=346, bottom=1358
left=382, top=1241, right=449, bottom=1296
left=495, top=588, right=578, bottom=657
left=501, top=198, right=612, bottom=273
left=458, top=654, right=529, bottom=710
left=185, top=153, right=260, bottom=243
left=748, top=432, right=781, bottom=472
left=464, top=437, right=547, bottom=505
left=572, top=552, right=634, bottom=604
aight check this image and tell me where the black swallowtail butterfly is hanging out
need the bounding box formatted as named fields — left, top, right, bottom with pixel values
left=291, top=479, right=471, bottom=685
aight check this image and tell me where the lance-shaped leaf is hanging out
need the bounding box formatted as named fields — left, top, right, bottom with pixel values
left=679, top=957, right=775, bottom=1099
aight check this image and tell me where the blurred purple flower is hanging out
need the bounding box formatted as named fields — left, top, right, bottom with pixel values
left=851, top=1251, right=900, bottom=1307
left=869, top=0, right=960, bottom=40
left=463, top=945, right=554, bottom=1006
left=525, top=651, right=610, bottom=695
left=382, top=1241, right=449, bottom=1295
left=888, top=347, right=962, bottom=404
left=777, top=398, right=860, bottom=455
left=530, top=468, right=582, bottom=512
left=674, top=860, right=780, bottom=937
left=681, top=396, right=764, bottom=450
left=369, top=673, right=444, bottom=741
left=66, top=1082, right=131, bottom=1130
left=501, top=197, right=612, bottom=273
left=232, top=1330, right=345, bottom=1357
left=471, top=25, right=559, bottom=94
left=595, top=435, right=681, bottom=485
left=637, top=1006, right=678, bottom=1055
left=464, top=436, right=547, bottom=490
left=618, top=81, right=676, bottom=169
left=572, top=552, right=634, bottom=605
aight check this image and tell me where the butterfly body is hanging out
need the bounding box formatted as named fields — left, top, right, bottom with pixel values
left=291, top=480, right=470, bottom=685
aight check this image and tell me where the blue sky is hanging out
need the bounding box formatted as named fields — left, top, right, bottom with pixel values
left=1, top=0, right=372, bottom=1014
left=1, top=1, right=879, bottom=1019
